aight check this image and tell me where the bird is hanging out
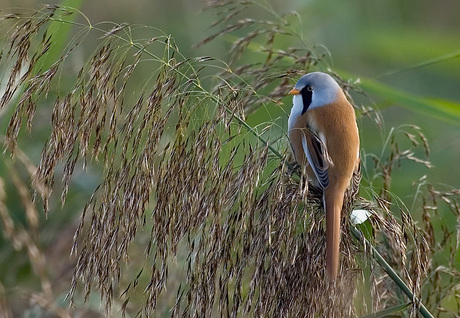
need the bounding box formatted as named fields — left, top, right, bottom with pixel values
left=287, top=72, right=360, bottom=280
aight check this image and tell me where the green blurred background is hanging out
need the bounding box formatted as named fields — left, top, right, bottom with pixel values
left=1, top=0, right=459, bottom=316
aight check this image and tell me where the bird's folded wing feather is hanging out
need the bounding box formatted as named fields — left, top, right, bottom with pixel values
left=301, top=130, right=330, bottom=189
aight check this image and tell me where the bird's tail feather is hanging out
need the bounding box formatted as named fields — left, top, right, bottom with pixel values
left=325, top=191, right=344, bottom=280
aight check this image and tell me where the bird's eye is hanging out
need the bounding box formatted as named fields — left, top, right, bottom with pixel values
left=307, top=86, right=314, bottom=92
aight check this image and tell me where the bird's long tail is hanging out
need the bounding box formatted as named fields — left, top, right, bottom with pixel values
left=325, top=189, right=345, bottom=280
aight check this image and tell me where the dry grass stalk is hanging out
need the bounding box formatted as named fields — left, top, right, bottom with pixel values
left=0, top=167, right=70, bottom=316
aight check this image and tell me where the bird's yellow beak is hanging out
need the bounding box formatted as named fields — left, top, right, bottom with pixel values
left=289, top=88, right=300, bottom=95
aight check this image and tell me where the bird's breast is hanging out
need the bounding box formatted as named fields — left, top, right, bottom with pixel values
left=307, top=100, right=359, bottom=189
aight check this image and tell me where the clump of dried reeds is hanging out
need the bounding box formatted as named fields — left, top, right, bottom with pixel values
left=0, top=2, right=458, bottom=317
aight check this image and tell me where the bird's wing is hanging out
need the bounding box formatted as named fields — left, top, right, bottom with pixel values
left=301, top=130, right=330, bottom=189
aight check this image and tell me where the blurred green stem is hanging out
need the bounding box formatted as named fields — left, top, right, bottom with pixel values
left=351, top=226, right=434, bottom=318
left=359, top=302, right=411, bottom=318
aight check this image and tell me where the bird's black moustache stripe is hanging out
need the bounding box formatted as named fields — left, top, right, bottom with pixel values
left=301, top=87, right=312, bottom=114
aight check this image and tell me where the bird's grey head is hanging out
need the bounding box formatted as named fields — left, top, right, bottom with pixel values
left=292, top=72, right=341, bottom=114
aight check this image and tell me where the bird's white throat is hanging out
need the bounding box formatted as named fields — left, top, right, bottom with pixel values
left=288, top=94, right=304, bottom=132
